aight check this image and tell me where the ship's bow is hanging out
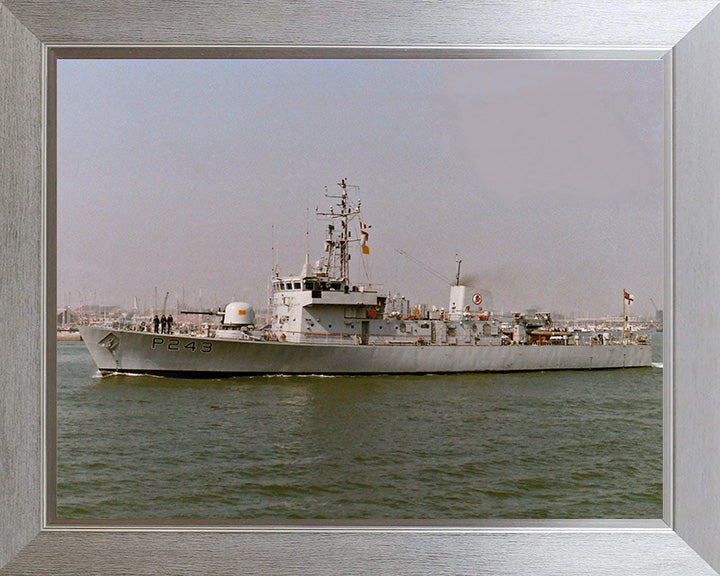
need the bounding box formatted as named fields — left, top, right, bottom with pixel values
left=77, top=326, right=120, bottom=373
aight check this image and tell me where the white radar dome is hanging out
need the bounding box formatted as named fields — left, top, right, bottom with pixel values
left=223, top=302, right=255, bottom=326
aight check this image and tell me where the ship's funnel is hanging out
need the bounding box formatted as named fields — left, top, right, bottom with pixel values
left=449, top=285, right=486, bottom=320
left=448, top=285, right=467, bottom=319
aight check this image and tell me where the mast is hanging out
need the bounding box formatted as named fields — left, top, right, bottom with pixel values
left=622, top=289, right=633, bottom=343
left=316, top=178, right=361, bottom=284
left=623, top=289, right=626, bottom=343
left=339, top=178, right=349, bottom=280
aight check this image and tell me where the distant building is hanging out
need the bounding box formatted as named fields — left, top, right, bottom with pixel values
left=57, top=308, right=76, bottom=326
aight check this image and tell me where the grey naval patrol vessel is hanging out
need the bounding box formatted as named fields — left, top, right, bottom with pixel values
left=79, top=179, right=652, bottom=377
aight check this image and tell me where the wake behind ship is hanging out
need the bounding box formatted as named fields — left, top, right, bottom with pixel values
left=79, top=179, right=652, bottom=376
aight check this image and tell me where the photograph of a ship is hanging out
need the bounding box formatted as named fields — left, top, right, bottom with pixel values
left=56, top=58, right=663, bottom=520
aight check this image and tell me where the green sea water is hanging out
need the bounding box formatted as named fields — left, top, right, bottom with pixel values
left=56, top=335, right=663, bottom=520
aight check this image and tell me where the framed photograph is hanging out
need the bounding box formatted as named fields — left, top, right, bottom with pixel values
left=2, top=2, right=720, bottom=575
left=52, top=56, right=665, bottom=524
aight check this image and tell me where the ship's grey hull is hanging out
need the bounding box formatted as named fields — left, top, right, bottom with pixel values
left=78, top=326, right=653, bottom=376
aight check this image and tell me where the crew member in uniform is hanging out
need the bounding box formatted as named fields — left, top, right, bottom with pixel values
left=167, top=314, right=173, bottom=334
left=153, top=315, right=160, bottom=333
left=160, top=314, right=167, bottom=334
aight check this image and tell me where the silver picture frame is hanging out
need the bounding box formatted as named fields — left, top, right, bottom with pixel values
left=2, top=1, right=720, bottom=574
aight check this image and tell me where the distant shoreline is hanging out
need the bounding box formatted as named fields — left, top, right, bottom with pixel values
left=57, top=331, right=82, bottom=341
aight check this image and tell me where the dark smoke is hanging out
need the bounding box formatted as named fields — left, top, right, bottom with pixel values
left=459, top=273, right=480, bottom=286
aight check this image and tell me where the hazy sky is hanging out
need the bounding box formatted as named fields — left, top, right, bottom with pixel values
left=57, top=59, right=663, bottom=317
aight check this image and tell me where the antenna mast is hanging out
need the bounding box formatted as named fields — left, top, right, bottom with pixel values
left=316, top=178, right=361, bottom=283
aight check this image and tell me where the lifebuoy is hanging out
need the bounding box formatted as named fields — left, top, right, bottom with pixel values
left=280, top=333, right=286, bottom=341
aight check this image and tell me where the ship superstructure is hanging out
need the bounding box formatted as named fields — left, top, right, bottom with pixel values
left=265, top=179, right=494, bottom=348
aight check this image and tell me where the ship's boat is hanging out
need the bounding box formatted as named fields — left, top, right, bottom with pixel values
left=79, top=179, right=652, bottom=376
